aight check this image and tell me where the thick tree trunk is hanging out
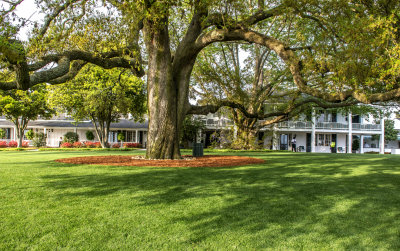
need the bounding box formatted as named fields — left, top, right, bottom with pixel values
left=143, top=9, right=204, bottom=159
left=144, top=22, right=181, bottom=159
left=232, top=113, right=258, bottom=149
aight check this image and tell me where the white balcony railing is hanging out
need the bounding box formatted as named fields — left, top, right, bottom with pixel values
left=277, top=121, right=313, bottom=129
left=202, top=119, right=234, bottom=128
left=316, top=122, right=349, bottom=130
left=277, top=121, right=381, bottom=131
left=352, top=123, right=381, bottom=131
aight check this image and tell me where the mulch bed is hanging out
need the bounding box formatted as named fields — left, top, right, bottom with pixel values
left=55, top=155, right=265, bottom=167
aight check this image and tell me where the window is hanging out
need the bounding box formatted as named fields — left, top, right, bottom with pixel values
left=126, top=131, right=136, bottom=142
left=316, top=134, right=332, bottom=146
left=109, top=131, right=118, bottom=142
left=325, top=134, right=331, bottom=146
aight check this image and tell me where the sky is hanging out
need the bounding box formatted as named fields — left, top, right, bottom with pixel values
left=14, top=0, right=44, bottom=40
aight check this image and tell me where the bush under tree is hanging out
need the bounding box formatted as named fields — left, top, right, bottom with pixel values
left=63, top=132, right=79, bottom=144
left=32, top=132, right=47, bottom=148
left=0, top=129, right=5, bottom=139
left=85, top=131, right=95, bottom=141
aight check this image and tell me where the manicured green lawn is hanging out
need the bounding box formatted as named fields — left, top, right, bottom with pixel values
left=1, top=150, right=399, bottom=250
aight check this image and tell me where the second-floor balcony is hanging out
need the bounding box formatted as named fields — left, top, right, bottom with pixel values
left=277, top=121, right=381, bottom=131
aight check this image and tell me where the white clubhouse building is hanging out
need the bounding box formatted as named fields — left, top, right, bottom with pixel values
left=1, top=109, right=399, bottom=154
left=197, top=109, right=400, bottom=154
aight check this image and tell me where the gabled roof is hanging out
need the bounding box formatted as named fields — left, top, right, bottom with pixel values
left=0, top=118, right=148, bottom=129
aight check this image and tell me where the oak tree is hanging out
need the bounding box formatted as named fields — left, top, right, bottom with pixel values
left=1, top=0, right=400, bottom=158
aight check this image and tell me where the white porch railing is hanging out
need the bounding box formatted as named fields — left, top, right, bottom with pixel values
left=277, top=121, right=381, bottom=131
left=352, top=123, right=381, bottom=131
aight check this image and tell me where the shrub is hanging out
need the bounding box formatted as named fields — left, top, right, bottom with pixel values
left=8, top=141, right=18, bottom=147
left=117, top=133, right=125, bottom=142
left=95, top=142, right=102, bottom=148
left=21, top=141, right=29, bottom=148
left=0, top=129, right=6, bottom=139
left=63, top=132, right=79, bottom=143
left=73, top=141, right=83, bottom=148
left=85, top=131, right=95, bottom=141
left=32, top=132, right=46, bottom=148
left=0, top=141, right=7, bottom=148
left=25, top=129, right=35, bottom=140
left=61, top=142, right=73, bottom=148
left=112, top=143, right=121, bottom=148
left=124, top=142, right=142, bottom=148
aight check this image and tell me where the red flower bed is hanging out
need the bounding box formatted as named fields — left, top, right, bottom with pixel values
left=123, top=142, right=142, bottom=148
left=8, top=141, right=18, bottom=147
left=61, top=142, right=73, bottom=148
left=112, top=143, right=121, bottom=148
left=0, top=141, right=7, bottom=148
left=83, top=141, right=94, bottom=148
left=21, top=141, right=29, bottom=147
left=73, top=142, right=83, bottom=148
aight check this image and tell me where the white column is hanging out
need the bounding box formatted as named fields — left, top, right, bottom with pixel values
left=360, top=135, right=364, bottom=154
left=272, top=126, right=278, bottom=150
left=135, top=130, right=139, bottom=143
left=348, top=112, right=352, bottom=153
left=380, top=118, right=385, bottom=154
left=13, top=126, right=17, bottom=140
left=44, top=128, right=47, bottom=146
left=311, top=109, right=316, bottom=153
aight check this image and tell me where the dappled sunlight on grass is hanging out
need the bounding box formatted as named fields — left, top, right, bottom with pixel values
left=0, top=151, right=399, bottom=249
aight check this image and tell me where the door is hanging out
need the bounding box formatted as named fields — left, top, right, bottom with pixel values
left=306, top=133, right=311, bottom=152
left=280, top=134, right=288, bottom=150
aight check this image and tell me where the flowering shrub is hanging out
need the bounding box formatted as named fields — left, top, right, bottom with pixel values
left=61, top=142, right=73, bottom=148
left=73, top=142, right=83, bottom=148
left=21, top=141, right=29, bottom=147
left=8, top=141, right=18, bottom=147
left=81, top=141, right=101, bottom=148
left=123, top=142, right=142, bottom=148
left=83, top=141, right=94, bottom=148
left=112, top=143, right=121, bottom=148
left=0, top=141, right=7, bottom=148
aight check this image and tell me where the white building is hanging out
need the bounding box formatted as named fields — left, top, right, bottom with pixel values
left=196, top=109, right=400, bottom=154
left=1, top=109, right=399, bottom=153
left=0, top=116, right=148, bottom=147
left=267, top=110, right=387, bottom=154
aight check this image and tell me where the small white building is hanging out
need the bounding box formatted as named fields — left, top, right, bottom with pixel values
left=0, top=116, right=148, bottom=147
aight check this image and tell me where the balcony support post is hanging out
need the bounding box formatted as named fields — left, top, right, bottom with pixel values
left=311, top=109, right=316, bottom=153
left=380, top=118, right=385, bottom=154
left=348, top=112, right=352, bottom=153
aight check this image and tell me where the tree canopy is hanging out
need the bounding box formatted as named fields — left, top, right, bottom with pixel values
left=49, top=65, right=146, bottom=148
left=1, top=0, right=400, bottom=158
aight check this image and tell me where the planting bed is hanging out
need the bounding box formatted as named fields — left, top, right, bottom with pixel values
left=55, top=155, right=265, bottom=167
